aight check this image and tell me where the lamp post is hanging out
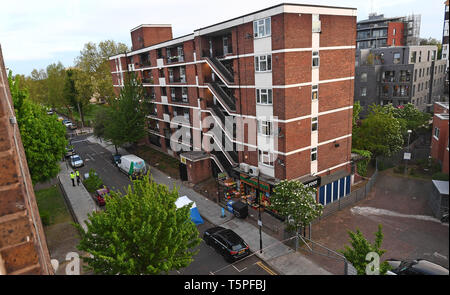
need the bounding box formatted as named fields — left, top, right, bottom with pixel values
left=404, top=129, right=412, bottom=175
left=256, top=173, right=263, bottom=254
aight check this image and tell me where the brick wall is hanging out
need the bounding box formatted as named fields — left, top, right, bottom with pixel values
left=0, top=45, right=53, bottom=274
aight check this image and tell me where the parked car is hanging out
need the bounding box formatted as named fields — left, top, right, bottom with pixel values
left=57, top=116, right=64, bottom=122
left=203, top=226, right=250, bottom=263
left=93, top=187, right=110, bottom=206
left=68, top=122, right=77, bottom=130
left=111, top=153, right=122, bottom=166
left=63, top=120, right=72, bottom=127
left=117, top=154, right=147, bottom=179
left=386, top=259, right=449, bottom=275
left=46, top=109, right=54, bottom=115
left=69, top=154, right=84, bottom=168
left=65, top=146, right=75, bottom=157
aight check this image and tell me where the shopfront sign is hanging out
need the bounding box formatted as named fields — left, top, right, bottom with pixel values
left=303, top=176, right=321, bottom=188
left=240, top=174, right=270, bottom=192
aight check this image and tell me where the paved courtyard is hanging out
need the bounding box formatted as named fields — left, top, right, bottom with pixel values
left=302, top=170, right=449, bottom=274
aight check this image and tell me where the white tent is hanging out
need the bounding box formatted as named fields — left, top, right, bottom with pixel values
left=175, top=196, right=204, bottom=225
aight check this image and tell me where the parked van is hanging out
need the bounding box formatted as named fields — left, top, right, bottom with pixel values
left=117, top=154, right=147, bottom=179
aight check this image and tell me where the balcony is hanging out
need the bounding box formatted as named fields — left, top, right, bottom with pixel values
left=169, top=76, right=187, bottom=83
left=167, top=55, right=185, bottom=64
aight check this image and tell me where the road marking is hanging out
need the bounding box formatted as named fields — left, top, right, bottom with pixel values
left=70, top=139, right=88, bottom=144
left=433, top=252, right=448, bottom=260
left=232, top=264, right=247, bottom=273
left=255, top=261, right=277, bottom=275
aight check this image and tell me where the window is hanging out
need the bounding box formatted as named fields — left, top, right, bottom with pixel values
left=419, top=51, right=422, bottom=62
left=410, top=51, right=416, bottom=63
left=259, top=120, right=272, bottom=136
left=434, top=127, right=440, bottom=139
left=161, top=87, right=167, bottom=96
left=393, top=52, right=401, bottom=64
left=256, top=89, right=273, bottom=104
left=312, top=85, right=318, bottom=100
left=360, top=87, right=367, bottom=97
left=312, top=51, right=319, bottom=67
left=427, top=51, right=430, bottom=62
left=311, top=117, right=318, bottom=131
left=159, top=68, right=165, bottom=78
left=392, top=39, right=395, bottom=46
left=360, top=72, right=367, bottom=82
left=393, top=28, right=396, bottom=35
left=255, top=55, right=272, bottom=72
left=311, top=147, right=317, bottom=161
left=259, top=150, right=274, bottom=166
left=312, top=14, right=321, bottom=33
left=253, top=17, right=271, bottom=38
left=414, top=69, right=417, bottom=82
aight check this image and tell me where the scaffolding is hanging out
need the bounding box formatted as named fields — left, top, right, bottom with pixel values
left=404, top=14, right=421, bottom=46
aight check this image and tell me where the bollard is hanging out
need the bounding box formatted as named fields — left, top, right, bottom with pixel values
left=221, top=207, right=225, bottom=218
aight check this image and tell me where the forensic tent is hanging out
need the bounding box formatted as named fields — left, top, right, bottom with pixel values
left=175, top=195, right=204, bottom=225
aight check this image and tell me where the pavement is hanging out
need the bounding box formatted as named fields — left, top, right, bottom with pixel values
left=58, top=134, right=331, bottom=275
left=57, top=161, right=100, bottom=232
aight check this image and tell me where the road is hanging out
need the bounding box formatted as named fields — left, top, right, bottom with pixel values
left=66, top=130, right=277, bottom=275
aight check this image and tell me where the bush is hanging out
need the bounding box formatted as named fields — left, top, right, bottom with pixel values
left=394, top=165, right=405, bottom=174
left=40, top=210, right=51, bottom=226
left=84, top=169, right=103, bottom=193
left=432, top=172, right=449, bottom=181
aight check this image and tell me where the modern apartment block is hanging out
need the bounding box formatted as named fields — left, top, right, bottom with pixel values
left=431, top=101, right=449, bottom=174
left=356, top=13, right=421, bottom=49
left=109, top=3, right=357, bottom=208
left=443, top=0, right=449, bottom=85
left=354, top=45, right=448, bottom=113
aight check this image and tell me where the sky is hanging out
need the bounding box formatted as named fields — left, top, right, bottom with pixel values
left=0, top=0, right=446, bottom=76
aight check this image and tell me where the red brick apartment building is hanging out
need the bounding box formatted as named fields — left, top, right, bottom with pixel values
left=0, top=45, right=53, bottom=274
left=431, top=101, right=449, bottom=174
left=109, top=3, right=357, bottom=208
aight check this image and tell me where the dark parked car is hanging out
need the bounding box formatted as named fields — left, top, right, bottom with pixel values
left=111, top=153, right=122, bottom=166
left=203, top=226, right=250, bottom=262
left=93, top=187, right=110, bottom=206
left=386, top=259, right=449, bottom=275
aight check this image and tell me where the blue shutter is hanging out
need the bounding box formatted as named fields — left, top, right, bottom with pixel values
left=326, top=183, right=332, bottom=204
left=339, top=177, right=345, bottom=198
left=333, top=180, right=339, bottom=201
left=345, top=175, right=351, bottom=195
left=319, top=186, right=325, bottom=205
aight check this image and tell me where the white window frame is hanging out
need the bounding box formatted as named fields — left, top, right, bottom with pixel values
left=259, top=150, right=274, bottom=167
left=253, top=17, right=271, bottom=38
left=311, top=147, right=317, bottom=162
left=434, top=127, right=440, bottom=140
left=361, top=87, right=367, bottom=97
left=312, top=84, right=319, bottom=100
left=312, top=14, right=321, bottom=33
left=255, top=55, right=272, bottom=72
left=256, top=89, right=273, bottom=105
left=312, top=51, right=319, bottom=68
left=311, top=117, right=318, bottom=132
left=258, top=120, right=273, bottom=136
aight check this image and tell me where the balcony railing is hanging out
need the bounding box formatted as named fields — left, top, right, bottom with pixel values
left=169, top=76, right=187, bottom=83
left=167, top=55, right=185, bottom=64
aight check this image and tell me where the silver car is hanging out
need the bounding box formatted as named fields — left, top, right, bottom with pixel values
left=70, top=154, right=84, bottom=168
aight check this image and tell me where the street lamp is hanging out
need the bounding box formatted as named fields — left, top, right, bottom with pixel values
left=404, top=129, right=412, bottom=175
left=256, top=173, right=263, bottom=254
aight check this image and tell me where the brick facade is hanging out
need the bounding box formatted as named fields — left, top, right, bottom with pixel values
left=0, top=45, right=53, bottom=275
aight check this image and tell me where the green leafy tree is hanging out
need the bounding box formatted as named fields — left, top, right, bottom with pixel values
left=340, top=224, right=391, bottom=275
left=8, top=71, right=67, bottom=184
left=45, top=62, right=66, bottom=109
left=268, top=180, right=323, bottom=250
left=75, top=40, right=128, bottom=104
left=62, top=68, right=78, bottom=119
left=353, top=100, right=362, bottom=129
left=75, top=175, right=202, bottom=274
left=353, top=104, right=404, bottom=158
left=352, top=149, right=372, bottom=176
left=104, top=72, right=151, bottom=153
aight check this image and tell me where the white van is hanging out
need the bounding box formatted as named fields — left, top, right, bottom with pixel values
left=117, top=154, right=147, bottom=179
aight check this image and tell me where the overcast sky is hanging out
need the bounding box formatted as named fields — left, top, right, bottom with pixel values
left=0, top=0, right=446, bottom=76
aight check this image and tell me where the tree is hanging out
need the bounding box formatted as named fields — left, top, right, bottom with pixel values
left=104, top=72, right=151, bottom=153
left=75, top=175, right=202, bottom=274
left=62, top=68, right=78, bottom=119
left=420, top=37, right=442, bottom=59
left=352, top=104, right=404, bottom=158
left=352, top=100, right=362, bottom=129
left=8, top=71, right=67, bottom=184
left=340, top=224, right=391, bottom=275
left=74, top=40, right=128, bottom=104
left=268, top=180, right=323, bottom=250
left=45, top=62, right=66, bottom=109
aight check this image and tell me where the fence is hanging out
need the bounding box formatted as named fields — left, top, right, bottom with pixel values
left=377, top=136, right=431, bottom=170
left=318, top=167, right=379, bottom=220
